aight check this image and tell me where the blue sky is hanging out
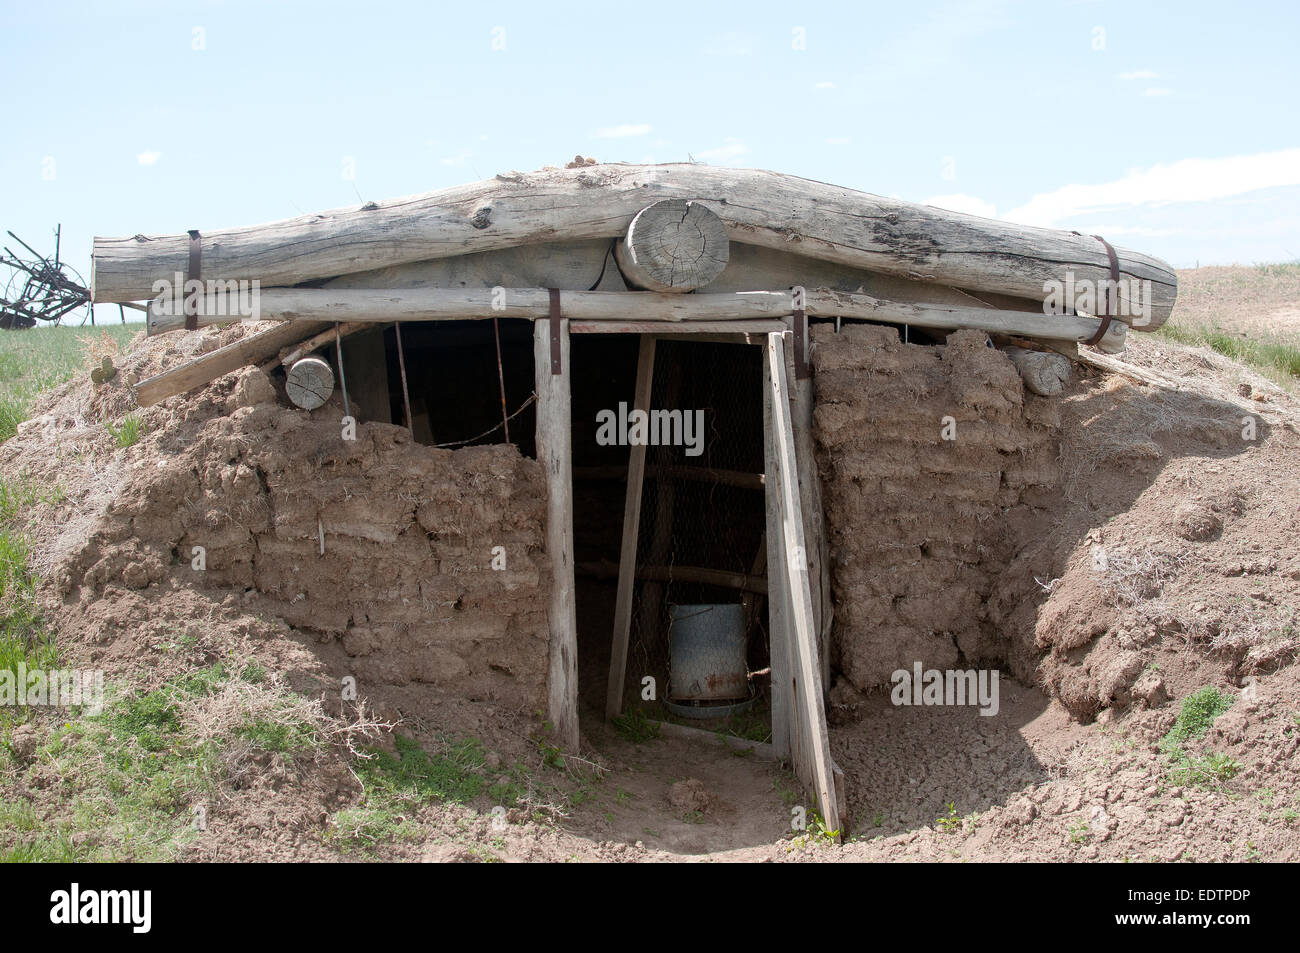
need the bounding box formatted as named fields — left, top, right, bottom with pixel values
left=3, top=0, right=1298, bottom=323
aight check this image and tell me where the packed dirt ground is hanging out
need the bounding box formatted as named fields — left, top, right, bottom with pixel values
left=1, top=265, right=1298, bottom=862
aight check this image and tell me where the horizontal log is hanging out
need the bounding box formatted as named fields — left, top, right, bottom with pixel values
left=1044, top=340, right=1185, bottom=391
left=277, top=321, right=368, bottom=366
left=134, top=321, right=328, bottom=407
left=571, top=320, right=787, bottom=336
left=573, top=464, right=764, bottom=490
left=577, top=559, right=767, bottom=595
left=91, top=163, right=1175, bottom=327
left=143, top=285, right=1129, bottom=347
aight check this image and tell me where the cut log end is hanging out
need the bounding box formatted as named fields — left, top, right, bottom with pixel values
left=286, top=355, right=336, bottom=409
left=1003, top=346, right=1073, bottom=396
left=615, top=199, right=729, bottom=293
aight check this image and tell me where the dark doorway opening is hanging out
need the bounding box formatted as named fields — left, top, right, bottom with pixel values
left=373, top=319, right=538, bottom=456
left=570, top=335, right=772, bottom=743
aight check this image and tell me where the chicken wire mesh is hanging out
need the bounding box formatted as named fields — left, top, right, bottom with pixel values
left=616, top=338, right=772, bottom=741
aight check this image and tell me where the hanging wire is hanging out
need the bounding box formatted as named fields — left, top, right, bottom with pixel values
left=332, top=322, right=351, bottom=419
left=492, top=315, right=511, bottom=444
left=394, top=320, right=415, bottom=439
left=433, top=393, right=536, bottom=449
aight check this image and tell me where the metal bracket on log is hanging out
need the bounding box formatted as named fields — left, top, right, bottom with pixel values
left=792, top=307, right=810, bottom=380
left=185, top=230, right=201, bottom=331
left=1085, top=233, right=1120, bottom=347
left=548, top=287, right=563, bottom=374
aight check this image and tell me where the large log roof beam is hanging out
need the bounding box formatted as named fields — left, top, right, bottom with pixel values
left=92, top=163, right=1176, bottom=327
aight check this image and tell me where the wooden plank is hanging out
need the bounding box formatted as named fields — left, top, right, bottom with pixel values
left=145, top=287, right=794, bottom=332
left=573, top=320, right=787, bottom=336
left=93, top=163, right=1176, bottom=327
left=763, top=356, right=791, bottom=762
left=650, top=719, right=777, bottom=760
left=277, top=321, right=368, bottom=366
left=316, top=237, right=1130, bottom=352
left=634, top=357, right=682, bottom=715
left=534, top=318, right=579, bottom=751
left=134, top=320, right=328, bottom=406
left=606, top=336, right=656, bottom=719
left=574, top=463, right=764, bottom=491
left=143, top=285, right=1131, bottom=347
left=324, top=238, right=627, bottom=293
left=1044, top=339, right=1185, bottom=390
left=765, top=331, right=841, bottom=838
left=786, top=336, right=833, bottom=697
left=578, top=560, right=767, bottom=595
left=340, top=326, right=392, bottom=424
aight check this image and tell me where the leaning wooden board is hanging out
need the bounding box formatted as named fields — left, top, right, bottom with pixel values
left=764, top=331, right=842, bottom=838
left=133, top=321, right=328, bottom=406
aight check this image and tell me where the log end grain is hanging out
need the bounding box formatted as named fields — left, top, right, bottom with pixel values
left=615, top=199, right=729, bottom=293
left=286, top=355, right=336, bottom=409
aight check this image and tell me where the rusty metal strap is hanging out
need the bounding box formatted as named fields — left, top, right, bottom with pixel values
left=792, top=308, right=810, bottom=379
left=185, top=230, right=201, bottom=331
left=548, top=288, right=563, bottom=375
left=1086, top=233, right=1121, bottom=347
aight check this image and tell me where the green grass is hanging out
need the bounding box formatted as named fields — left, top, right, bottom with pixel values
left=1159, top=687, right=1239, bottom=790
left=0, top=478, right=61, bottom=725
left=1169, top=751, right=1242, bottom=788
left=0, top=325, right=138, bottom=442
left=1157, top=322, right=1300, bottom=388
left=1, top=662, right=323, bottom=861
left=1159, top=686, right=1233, bottom=755
left=105, top=413, right=144, bottom=448
left=326, top=733, right=524, bottom=852
left=0, top=479, right=65, bottom=524
left=610, top=707, right=661, bottom=743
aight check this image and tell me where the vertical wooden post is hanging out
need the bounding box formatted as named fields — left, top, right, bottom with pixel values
left=535, top=318, right=579, bottom=751
left=339, top=326, right=391, bottom=424
left=786, top=340, right=832, bottom=696
left=764, top=357, right=791, bottom=761
left=633, top=356, right=682, bottom=704
left=765, top=331, right=841, bottom=838
left=606, top=336, right=657, bottom=718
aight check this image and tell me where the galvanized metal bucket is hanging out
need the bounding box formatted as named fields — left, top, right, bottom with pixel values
left=667, top=603, right=750, bottom=705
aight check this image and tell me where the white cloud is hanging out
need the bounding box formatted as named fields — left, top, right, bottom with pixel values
left=440, top=151, right=473, bottom=167
left=1118, top=69, right=1158, bottom=80
left=1004, top=148, right=1300, bottom=227
left=696, top=139, right=749, bottom=163
left=1143, top=87, right=1173, bottom=97
left=136, top=151, right=161, bottom=166
left=922, top=193, right=998, bottom=218
left=814, top=81, right=836, bottom=89
left=594, top=123, right=652, bottom=139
